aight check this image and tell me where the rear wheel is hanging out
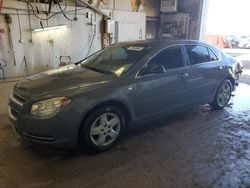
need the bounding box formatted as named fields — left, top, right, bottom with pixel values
left=79, top=106, right=126, bottom=152
left=211, top=79, right=232, bottom=109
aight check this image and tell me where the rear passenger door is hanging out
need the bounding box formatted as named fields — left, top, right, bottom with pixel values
left=184, top=44, right=224, bottom=104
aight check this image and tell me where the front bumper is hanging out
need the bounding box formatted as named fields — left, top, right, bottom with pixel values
left=8, top=97, right=85, bottom=147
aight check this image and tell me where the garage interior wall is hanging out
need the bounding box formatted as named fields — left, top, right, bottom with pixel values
left=0, top=0, right=207, bottom=79
left=0, top=0, right=146, bottom=78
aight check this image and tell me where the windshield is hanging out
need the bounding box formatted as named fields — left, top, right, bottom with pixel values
left=80, top=44, right=151, bottom=76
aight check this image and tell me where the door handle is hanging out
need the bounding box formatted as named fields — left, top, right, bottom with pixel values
left=178, top=72, right=189, bottom=79
left=216, top=66, right=223, bottom=71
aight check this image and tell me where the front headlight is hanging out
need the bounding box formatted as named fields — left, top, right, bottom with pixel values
left=30, top=97, right=71, bottom=117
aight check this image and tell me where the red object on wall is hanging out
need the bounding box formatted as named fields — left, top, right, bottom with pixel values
left=0, top=0, right=3, bottom=12
left=0, top=28, right=5, bottom=33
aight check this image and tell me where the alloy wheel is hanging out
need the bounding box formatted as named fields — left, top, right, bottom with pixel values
left=90, top=112, right=121, bottom=147
left=217, top=81, right=231, bottom=107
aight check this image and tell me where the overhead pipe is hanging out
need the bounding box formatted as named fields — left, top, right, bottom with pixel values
left=77, top=0, right=111, bottom=19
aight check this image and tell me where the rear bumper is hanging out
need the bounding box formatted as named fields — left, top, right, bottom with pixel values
left=233, top=81, right=239, bottom=91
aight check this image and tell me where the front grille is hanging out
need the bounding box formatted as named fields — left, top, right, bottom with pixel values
left=11, top=108, right=18, bottom=118
left=9, top=91, right=27, bottom=120
left=13, top=93, right=26, bottom=103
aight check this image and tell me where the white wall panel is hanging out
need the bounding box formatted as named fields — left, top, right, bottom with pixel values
left=0, top=0, right=146, bottom=78
left=0, top=1, right=102, bottom=78
left=113, top=10, right=146, bottom=42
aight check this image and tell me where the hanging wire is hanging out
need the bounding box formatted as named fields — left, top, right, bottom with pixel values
left=74, top=0, right=78, bottom=21
left=56, top=0, right=76, bottom=21
left=19, top=0, right=73, bottom=21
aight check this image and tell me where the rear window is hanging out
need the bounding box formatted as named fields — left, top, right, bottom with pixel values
left=185, top=45, right=220, bottom=65
left=185, top=45, right=210, bottom=65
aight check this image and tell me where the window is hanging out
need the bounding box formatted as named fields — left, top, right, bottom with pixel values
left=139, top=46, right=184, bottom=76
left=149, top=46, right=185, bottom=70
left=208, top=48, right=219, bottom=61
left=185, top=45, right=210, bottom=65
left=81, top=45, right=151, bottom=76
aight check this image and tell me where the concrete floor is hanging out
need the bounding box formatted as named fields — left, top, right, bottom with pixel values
left=0, top=64, right=250, bottom=187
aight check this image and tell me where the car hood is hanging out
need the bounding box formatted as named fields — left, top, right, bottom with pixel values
left=14, top=64, right=114, bottom=99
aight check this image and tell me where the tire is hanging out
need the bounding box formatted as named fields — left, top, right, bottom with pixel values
left=79, top=106, right=126, bottom=152
left=211, top=79, right=232, bottom=110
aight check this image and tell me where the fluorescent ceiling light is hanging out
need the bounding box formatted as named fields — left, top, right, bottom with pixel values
left=34, top=25, right=66, bottom=32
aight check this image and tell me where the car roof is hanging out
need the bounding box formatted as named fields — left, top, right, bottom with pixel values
left=115, top=38, right=222, bottom=60
left=116, top=38, right=209, bottom=49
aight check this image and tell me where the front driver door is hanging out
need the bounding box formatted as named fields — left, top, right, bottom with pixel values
left=133, top=45, right=190, bottom=121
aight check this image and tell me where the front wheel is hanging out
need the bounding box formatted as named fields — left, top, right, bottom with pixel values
left=211, top=79, right=233, bottom=109
left=79, top=106, right=126, bottom=152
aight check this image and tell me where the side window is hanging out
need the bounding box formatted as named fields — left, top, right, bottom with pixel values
left=150, top=46, right=185, bottom=69
left=185, top=45, right=210, bottom=65
left=208, top=48, right=219, bottom=61
left=139, top=46, right=185, bottom=76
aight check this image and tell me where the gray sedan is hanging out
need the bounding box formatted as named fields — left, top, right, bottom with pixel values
left=8, top=39, right=243, bottom=151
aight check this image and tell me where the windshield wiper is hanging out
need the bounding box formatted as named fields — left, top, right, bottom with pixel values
left=83, top=65, right=117, bottom=77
